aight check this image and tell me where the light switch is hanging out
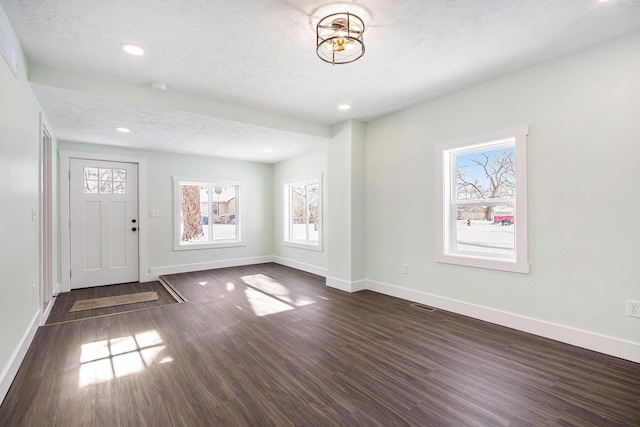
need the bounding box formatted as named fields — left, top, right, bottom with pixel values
left=149, top=209, right=159, bottom=217
left=31, top=207, right=36, bottom=221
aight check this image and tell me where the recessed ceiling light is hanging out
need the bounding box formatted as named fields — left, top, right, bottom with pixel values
left=338, top=104, right=352, bottom=110
left=151, top=81, right=167, bottom=91
left=115, top=127, right=131, bottom=133
left=121, top=43, right=144, bottom=56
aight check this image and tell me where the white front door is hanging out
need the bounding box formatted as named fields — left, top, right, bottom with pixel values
left=70, top=159, right=139, bottom=289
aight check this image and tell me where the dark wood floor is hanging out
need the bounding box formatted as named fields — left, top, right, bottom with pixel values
left=1, top=263, right=639, bottom=426
left=45, top=280, right=178, bottom=324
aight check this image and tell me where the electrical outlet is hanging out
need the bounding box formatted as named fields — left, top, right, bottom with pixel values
left=627, top=300, right=640, bottom=318
left=401, top=264, right=408, bottom=274
left=213, top=249, right=219, bottom=257
left=300, top=251, right=304, bottom=260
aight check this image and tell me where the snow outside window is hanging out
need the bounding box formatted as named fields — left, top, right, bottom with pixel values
left=436, top=127, right=529, bottom=273
left=283, top=178, right=322, bottom=250
left=173, top=177, right=244, bottom=250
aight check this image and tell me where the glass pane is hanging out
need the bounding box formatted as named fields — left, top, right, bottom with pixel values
left=99, top=180, right=112, bottom=193
left=198, top=186, right=210, bottom=239
left=307, top=183, right=319, bottom=239
left=290, top=185, right=306, bottom=240
left=180, top=184, right=206, bottom=242
left=291, top=224, right=305, bottom=240
left=113, top=169, right=127, bottom=181
left=306, top=223, right=318, bottom=242
left=113, top=181, right=126, bottom=194
left=99, top=168, right=113, bottom=181
left=291, top=185, right=305, bottom=223
left=456, top=205, right=514, bottom=255
left=455, top=146, right=515, bottom=201
left=84, top=180, right=98, bottom=193
left=213, top=223, right=236, bottom=240
left=212, top=186, right=237, bottom=240
left=84, top=167, right=98, bottom=180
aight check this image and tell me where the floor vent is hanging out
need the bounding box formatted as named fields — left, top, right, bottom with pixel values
left=410, top=303, right=437, bottom=312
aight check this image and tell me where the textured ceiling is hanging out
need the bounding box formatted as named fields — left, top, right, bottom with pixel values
left=2, top=0, right=640, bottom=162
left=31, top=83, right=328, bottom=163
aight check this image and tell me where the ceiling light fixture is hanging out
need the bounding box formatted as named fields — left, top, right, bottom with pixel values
left=316, top=12, right=365, bottom=65
left=338, top=104, right=352, bottom=110
left=121, top=43, right=144, bottom=56
left=115, top=127, right=131, bottom=133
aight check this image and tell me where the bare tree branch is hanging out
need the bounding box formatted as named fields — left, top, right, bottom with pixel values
left=456, top=148, right=515, bottom=219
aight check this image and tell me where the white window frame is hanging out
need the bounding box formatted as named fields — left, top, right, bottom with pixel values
left=435, top=126, right=529, bottom=273
left=173, top=177, right=245, bottom=250
left=283, top=176, right=323, bottom=251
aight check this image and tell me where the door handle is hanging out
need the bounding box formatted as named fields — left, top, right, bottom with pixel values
left=132, top=227, right=137, bottom=232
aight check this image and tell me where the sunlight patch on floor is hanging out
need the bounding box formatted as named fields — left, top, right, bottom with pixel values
left=78, top=330, right=173, bottom=388
left=241, top=274, right=316, bottom=313
left=244, top=287, right=294, bottom=317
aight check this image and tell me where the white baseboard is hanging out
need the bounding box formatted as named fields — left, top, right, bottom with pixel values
left=0, top=309, right=42, bottom=404
left=326, top=276, right=367, bottom=293
left=366, top=279, right=640, bottom=364
left=326, top=276, right=352, bottom=292
left=272, top=257, right=327, bottom=277
left=41, top=296, right=56, bottom=325
left=352, top=279, right=368, bottom=292
left=41, top=283, right=61, bottom=325
left=147, top=256, right=330, bottom=282
left=145, top=256, right=274, bottom=281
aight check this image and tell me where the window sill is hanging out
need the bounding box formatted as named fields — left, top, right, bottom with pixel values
left=436, top=253, right=529, bottom=274
left=174, top=241, right=245, bottom=251
left=282, top=241, right=323, bottom=252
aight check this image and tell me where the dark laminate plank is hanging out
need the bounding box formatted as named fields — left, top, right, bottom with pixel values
left=45, top=281, right=178, bottom=324
left=1, top=263, right=639, bottom=426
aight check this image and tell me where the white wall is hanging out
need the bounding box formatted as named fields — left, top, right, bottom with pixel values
left=58, top=141, right=273, bottom=281
left=350, top=121, right=367, bottom=282
left=326, top=121, right=367, bottom=291
left=272, top=148, right=328, bottom=275
left=0, top=6, right=55, bottom=402
left=364, top=32, right=640, bottom=357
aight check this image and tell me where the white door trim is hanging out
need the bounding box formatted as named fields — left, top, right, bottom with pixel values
left=60, top=150, right=148, bottom=293
left=39, top=121, right=53, bottom=310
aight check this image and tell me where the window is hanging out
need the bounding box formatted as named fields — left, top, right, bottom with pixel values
left=283, top=178, right=322, bottom=250
left=173, top=177, right=244, bottom=250
left=83, top=166, right=126, bottom=194
left=436, top=127, right=529, bottom=273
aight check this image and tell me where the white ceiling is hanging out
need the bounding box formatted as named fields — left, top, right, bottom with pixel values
left=3, top=0, right=640, bottom=163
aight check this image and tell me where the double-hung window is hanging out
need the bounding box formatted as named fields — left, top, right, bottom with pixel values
left=436, top=127, right=529, bottom=273
left=173, top=177, right=244, bottom=250
left=283, top=177, right=322, bottom=250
